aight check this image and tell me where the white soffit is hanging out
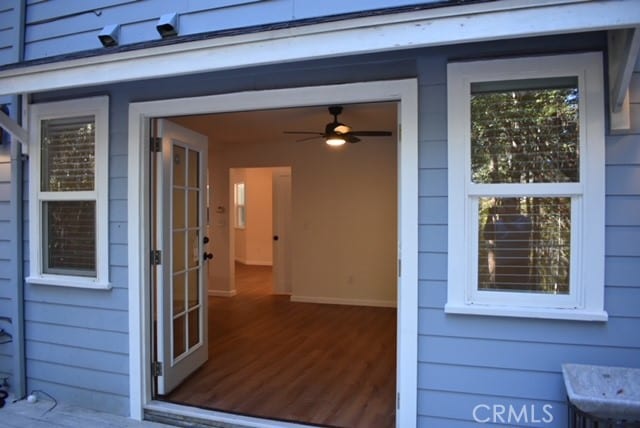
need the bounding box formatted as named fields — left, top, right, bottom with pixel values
left=0, top=0, right=639, bottom=96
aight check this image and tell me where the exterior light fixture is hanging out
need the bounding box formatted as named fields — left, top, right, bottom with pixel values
left=98, top=24, right=120, bottom=47
left=157, top=13, right=179, bottom=38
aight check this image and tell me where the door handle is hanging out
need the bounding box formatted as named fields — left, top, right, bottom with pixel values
left=203, top=236, right=210, bottom=244
left=273, top=235, right=279, bottom=241
left=203, top=252, right=213, bottom=261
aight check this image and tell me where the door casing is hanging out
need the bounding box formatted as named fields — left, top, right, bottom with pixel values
left=128, top=79, right=419, bottom=427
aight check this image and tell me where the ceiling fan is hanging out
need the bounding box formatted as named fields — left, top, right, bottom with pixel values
left=284, top=105, right=393, bottom=146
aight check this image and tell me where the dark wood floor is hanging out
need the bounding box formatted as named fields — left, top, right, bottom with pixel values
left=166, top=263, right=396, bottom=428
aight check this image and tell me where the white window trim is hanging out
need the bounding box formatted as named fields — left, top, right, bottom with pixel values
left=233, top=182, right=246, bottom=230
left=446, top=52, right=607, bottom=321
left=27, top=96, right=111, bottom=290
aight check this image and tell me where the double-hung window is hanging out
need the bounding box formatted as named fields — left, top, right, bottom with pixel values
left=446, top=53, right=606, bottom=320
left=28, top=97, right=110, bottom=289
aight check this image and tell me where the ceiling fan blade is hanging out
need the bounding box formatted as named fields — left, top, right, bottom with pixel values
left=349, top=130, right=393, bottom=137
left=296, top=135, right=324, bottom=142
left=283, top=131, right=324, bottom=135
left=345, top=134, right=361, bottom=143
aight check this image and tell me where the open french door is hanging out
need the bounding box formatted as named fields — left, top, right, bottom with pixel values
left=153, top=119, right=209, bottom=395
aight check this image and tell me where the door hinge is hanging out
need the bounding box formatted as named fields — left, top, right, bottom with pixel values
left=150, top=137, right=162, bottom=152
left=398, top=259, right=402, bottom=277
left=397, top=392, right=400, bottom=410
left=152, top=361, right=163, bottom=377
left=151, top=250, right=162, bottom=266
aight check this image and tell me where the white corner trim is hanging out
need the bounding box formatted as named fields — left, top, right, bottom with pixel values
left=1, top=0, right=639, bottom=96
left=208, top=289, right=238, bottom=297
left=290, top=295, right=397, bottom=308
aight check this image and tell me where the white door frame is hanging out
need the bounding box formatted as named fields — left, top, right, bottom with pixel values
left=128, top=79, right=419, bottom=427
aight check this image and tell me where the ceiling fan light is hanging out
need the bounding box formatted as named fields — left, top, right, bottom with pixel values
left=333, top=123, right=350, bottom=134
left=326, top=136, right=346, bottom=146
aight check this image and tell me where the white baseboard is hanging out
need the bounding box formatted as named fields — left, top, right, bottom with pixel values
left=208, top=289, right=237, bottom=297
left=290, top=295, right=397, bottom=308
left=235, top=258, right=273, bottom=266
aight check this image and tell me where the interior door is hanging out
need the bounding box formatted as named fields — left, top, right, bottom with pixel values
left=155, top=119, right=209, bottom=395
left=272, top=168, right=292, bottom=294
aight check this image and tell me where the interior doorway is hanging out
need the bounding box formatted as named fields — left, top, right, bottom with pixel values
left=128, top=79, right=419, bottom=428
left=229, top=166, right=292, bottom=295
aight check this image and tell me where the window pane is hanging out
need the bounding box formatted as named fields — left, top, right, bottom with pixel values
left=471, top=82, right=579, bottom=184
left=41, top=116, right=95, bottom=191
left=478, top=197, right=570, bottom=294
left=43, top=201, right=96, bottom=276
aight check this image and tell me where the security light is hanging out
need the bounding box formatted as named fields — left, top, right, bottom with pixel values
left=98, top=24, right=120, bottom=47
left=157, top=13, right=179, bottom=38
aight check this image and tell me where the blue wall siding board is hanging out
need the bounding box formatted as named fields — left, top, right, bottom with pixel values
left=419, top=308, right=639, bottom=348
left=604, top=286, right=640, bottom=317
left=605, top=226, right=640, bottom=256
left=606, top=196, right=640, bottom=226
left=606, top=256, right=640, bottom=287
left=27, top=360, right=128, bottom=395
left=110, top=221, right=127, bottom=245
left=418, top=225, right=447, bottom=252
left=110, top=177, right=127, bottom=199
left=25, top=301, right=128, bottom=332
left=418, top=252, right=447, bottom=282
left=607, top=134, right=640, bottom=165
left=606, top=166, right=640, bottom=195
left=0, top=182, right=9, bottom=200
left=26, top=341, right=128, bottom=375
left=109, top=200, right=127, bottom=222
left=418, top=168, right=447, bottom=197
left=109, top=154, right=127, bottom=178
left=109, top=243, right=129, bottom=267
left=419, top=336, right=640, bottom=373
left=419, top=363, right=565, bottom=401
left=25, top=321, right=128, bottom=353
left=418, top=280, right=446, bottom=309
left=0, top=201, right=10, bottom=221
left=418, top=140, right=447, bottom=169
left=418, top=196, right=447, bottom=224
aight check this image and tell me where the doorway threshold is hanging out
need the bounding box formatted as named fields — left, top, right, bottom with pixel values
left=144, top=401, right=317, bottom=428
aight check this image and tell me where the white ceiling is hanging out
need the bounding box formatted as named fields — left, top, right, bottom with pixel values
left=169, top=101, right=398, bottom=146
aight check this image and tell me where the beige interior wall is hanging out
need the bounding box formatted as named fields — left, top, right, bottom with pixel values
left=231, top=167, right=274, bottom=265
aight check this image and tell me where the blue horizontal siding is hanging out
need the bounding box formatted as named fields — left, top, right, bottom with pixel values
left=418, top=390, right=567, bottom=428
left=416, top=35, right=640, bottom=427
left=0, top=1, right=20, bottom=66
left=23, top=0, right=434, bottom=60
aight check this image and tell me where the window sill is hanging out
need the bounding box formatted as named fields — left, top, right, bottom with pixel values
left=444, top=303, right=608, bottom=322
left=26, top=275, right=112, bottom=290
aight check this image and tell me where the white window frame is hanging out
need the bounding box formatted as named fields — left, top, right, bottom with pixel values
left=446, top=53, right=607, bottom=321
left=27, top=96, right=111, bottom=289
left=233, top=182, right=246, bottom=229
